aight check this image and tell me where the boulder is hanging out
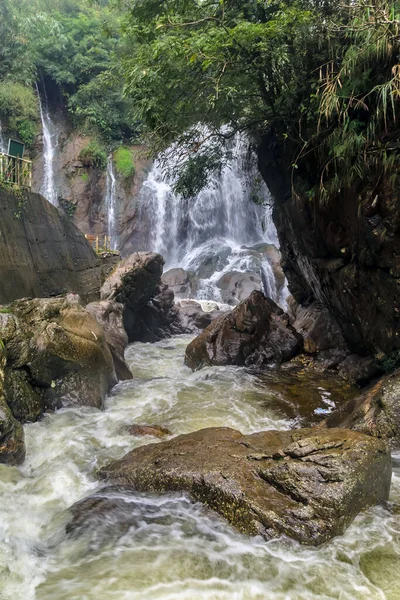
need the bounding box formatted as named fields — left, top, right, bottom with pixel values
left=0, top=342, right=25, bottom=465
left=217, top=271, right=262, bottom=305
left=185, top=291, right=302, bottom=370
left=176, top=300, right=227, bottom=333
left=337, top=354, right=383, bottom=386
left=321, top=368, right=400, bottom=447
left=100, top=252, right=164, bottom=311
left=99, top=426, right=391, bottom=546
left=250, top=243, right=286, bottom=294
left=162, top=268, right=197, bottom=298
left=127, top=424, right=172, bottom=438
left=3, top=368, right=44, bottom=423
left=86, top=301, right=132, bottom=381
left=1, top=297, right=116, bottom=411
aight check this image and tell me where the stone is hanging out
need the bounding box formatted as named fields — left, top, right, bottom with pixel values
left=100, top=252, right=164, bottom=311
left=176, top=300, right=227, bottom=333
left=86, top=300, right=132, bottom=381
left=3, top=368, right=44, bottom=423
left=127, top=424, right=172, bottom=438
left=321, top=368, right=400, bottom=448
left=337, top=354, right=383, bottom=386
left=99, top=426, right=391, bottom=546
left=162, top=268, right=197, bottom=298
left=185, top=291, right=302, bottom=370
left=5, top=296, right=116, bottom=410
left=217, top=270, right=262, bottom=305
left=0, top=342, right=25, bottom=465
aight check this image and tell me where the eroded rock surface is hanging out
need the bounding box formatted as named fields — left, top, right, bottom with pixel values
left=0, top=341, right=25, bottom=465
left=127, top=424, right=172, bottom=438
left=322, top=368, right=400, bottom=447
left=185, top=290, right=302, bottom=370
left=177, top=300, right=227, bottom=333
left=99, top=426, right=391, bottom=545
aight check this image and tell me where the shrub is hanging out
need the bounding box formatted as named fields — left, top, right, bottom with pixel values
left=0, top=81, right=38, bottom=121
left=114, top=146, right=135, bottom=179
left=17, top=119, right=37, bottom=147
left=78, top=141, right=107, bottom=170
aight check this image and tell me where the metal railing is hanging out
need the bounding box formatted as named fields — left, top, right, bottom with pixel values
left=0, top=153, right=32, bottom=189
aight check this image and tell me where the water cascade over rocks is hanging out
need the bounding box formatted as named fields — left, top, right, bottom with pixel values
left=134, top=135, right=288, bottom=306
left=35, top=82, right=59, bottom=206
left=105, top=155, right=118, bottom=249
left=0, top=120, right=6, bottom=153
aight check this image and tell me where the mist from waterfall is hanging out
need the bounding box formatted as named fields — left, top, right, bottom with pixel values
left=35, top=82, right=59, bottom=206
left=135, top=135, right=288, bottom=306
left=105, top=156, right=117, bottom=250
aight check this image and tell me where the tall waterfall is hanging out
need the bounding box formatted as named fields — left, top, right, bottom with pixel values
left=135, top=135, right=288, bottom=306
left=35, top=82, right=58, bottom=206
left=105, top=155, right=117, bottom=249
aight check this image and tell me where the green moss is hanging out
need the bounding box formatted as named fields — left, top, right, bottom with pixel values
left=79, top=141, right=107, bottom=170
left=114, top=146, right=135, bottom=180
left=80, top=172, right=89, bottom=182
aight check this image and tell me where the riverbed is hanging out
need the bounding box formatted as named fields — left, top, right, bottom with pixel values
left=0, top=335, right=399, bottom=599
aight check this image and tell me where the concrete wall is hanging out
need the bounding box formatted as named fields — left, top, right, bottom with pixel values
left=0, top=188, right=107, bottom=304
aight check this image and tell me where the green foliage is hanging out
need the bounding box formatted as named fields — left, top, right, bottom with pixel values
left=114, top=146, right=135, bottom=179
left=80, top=172, right=89, bottom=182
left=0, top=82, right=38, bottom=122
left=17, top=120, right=38, bottom=147
left=59, top=198, right=77, bottom=218
left=79, top=141, right=107, bottom=169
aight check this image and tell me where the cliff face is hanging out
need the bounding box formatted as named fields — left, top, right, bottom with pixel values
left=0, top=187, right=108, bottom=304
left=258, top=136, right=400, bottom=356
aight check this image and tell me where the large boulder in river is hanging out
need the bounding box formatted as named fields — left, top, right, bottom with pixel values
left=99, top=426, right=391, bottom=545
left=177, top=300, right=228, bottom=333
left=0, top=341, right=25, bottom=465
left=217, top=271, right=262, bottom=305
left=321, top=368, right=400, bottom=447
left=0, top=296, right=116, bottom=412
left=162, top=268, right=197, bottom=298
left=86, top=301, right=132, bottom=381
left=185, top=291, right=302, bottom=370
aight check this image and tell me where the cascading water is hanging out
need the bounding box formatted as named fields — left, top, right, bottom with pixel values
left=135, top=135, right=288, bottom=306
left=35, top=82, right=58, bottom=206
left=105, top=155, right=117, bottom=250
left=0, top=120, right=6, bottom=154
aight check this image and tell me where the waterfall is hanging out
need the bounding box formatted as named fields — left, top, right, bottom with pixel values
left=105, top=155, right=117, bottom=249
left=0, top=121, right=6, bottom=154
left=35, top=82, right=58, bottom=206
left=135, top=135, right=288, bottom=307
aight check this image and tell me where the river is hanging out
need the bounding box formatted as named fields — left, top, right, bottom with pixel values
left=1, top=335, right=399, bottom=599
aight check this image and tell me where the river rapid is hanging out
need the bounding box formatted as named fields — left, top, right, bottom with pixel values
left=1, top=335, right=400, bottom=600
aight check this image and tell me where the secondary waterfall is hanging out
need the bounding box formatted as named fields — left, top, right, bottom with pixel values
left=35, top=82, right=58, bottom=206
left=0, top=120, right=6, bottom=153
left=105, top=156, right=117, bottom=250
left=135, top=135, right=288, bottom=306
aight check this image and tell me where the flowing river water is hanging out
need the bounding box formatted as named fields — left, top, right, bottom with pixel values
left=1, top=335, right=400, bottom=599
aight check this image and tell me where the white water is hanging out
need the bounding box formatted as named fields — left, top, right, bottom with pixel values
left=0, top=120, right=6, bottom=154
left=0, top=336, right=399, bottom=599
left=105, top=155, right=118, bottom=249
left=135, top=136, right=287, bottom=306
left=36, top=83, right=59, bottom=206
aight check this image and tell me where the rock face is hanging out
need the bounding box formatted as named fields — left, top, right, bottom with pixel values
left=322, top=369, right=400, bottom=447
left=177, top=300, right=227, bottom=333
left=101, top=252, right=182, bottom=342
left=0, top=187, right=107, bottom=305
left=0, top=296, right=116, bottom=414
left=162, top=268, right=197, bottom=298
left=216, top=271, right=262, bottom=305
left=258, top=138, right=400, bottom=357
left=0, top=341, right=25, bottom=465
left=86, top=301, right=132, bottom=381
left=99, top=426, right=391, bottom=545
left=185, top=291, right=302, bottom=370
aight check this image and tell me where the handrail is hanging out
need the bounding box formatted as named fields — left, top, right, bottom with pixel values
left=0, top=153, right=32, bottom=190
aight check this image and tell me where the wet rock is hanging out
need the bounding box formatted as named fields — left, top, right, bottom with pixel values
left=0, top=342, right=25, bottom=465
left=250, top=243, right=286, bottom=295
left=177, top=300, right=227, bottom=333
left=127, top=424, right=172, bottom=438
left=321, top=368, right=400, bottom=448
left=100, top=252, right=164, bottom=311
left=3, top=297, right=116, bottom=411
left=86, top=301, right=132, bottom=381
left=99, top=426, right=391, bottom=545
left=185, top=291, right=302, bottom=370
left=162, top=268, right=197, bottom=298
left=3, top=369, right=44, bottom=423
left=217, top=271, right=262, bottom=305
left=337, top=354, right=383, bottom=386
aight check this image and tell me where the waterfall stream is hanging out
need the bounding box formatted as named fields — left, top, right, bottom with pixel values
left=105, top=156, right=117, bottom=250
left=0, top=120, right=6, bottom=154
left=35, top=83, right=59, bottom=206
left=135, top=136, right=288, bottom=306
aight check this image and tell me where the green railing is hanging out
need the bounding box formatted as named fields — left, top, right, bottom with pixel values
left=0, top=153, right=32, bottom=189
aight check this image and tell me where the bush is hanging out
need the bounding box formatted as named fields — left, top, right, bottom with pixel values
left=114, top=146, right=135, bottom=179
left=0, top=81, right=38, bottom=121
left=78, top=141, right=107, bottom=170
left=17, top=119, right=37, bottom=147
